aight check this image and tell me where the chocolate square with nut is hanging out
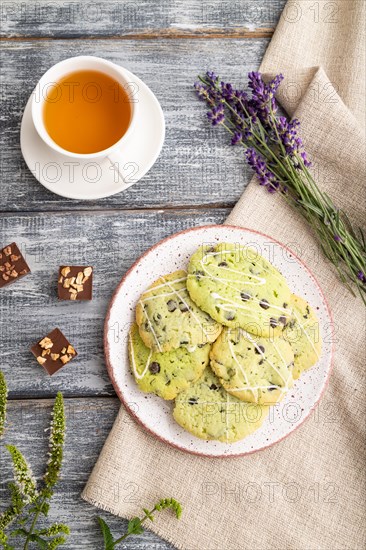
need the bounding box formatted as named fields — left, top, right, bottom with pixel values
left=31, top=328, right=77, bottom=375
left=58, top=266, right=93, bottom=300
left=0, top=242, right=31, bottom=288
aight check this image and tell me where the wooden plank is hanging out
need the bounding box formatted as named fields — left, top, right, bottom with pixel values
left=0, top=38, right=268, bottom=212
left=0, top=0, right=285, bottom=38
left=0, top=208, right=229, bottom=399
left=0, top=397, right=174, bottom=549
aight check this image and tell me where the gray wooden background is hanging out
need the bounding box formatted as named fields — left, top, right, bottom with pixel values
left=0, top=1, right=286, bottom=547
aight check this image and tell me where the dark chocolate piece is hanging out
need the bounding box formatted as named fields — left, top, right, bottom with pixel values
left=31, top=328, right=77, bottom=375
left=58, top=266, right=93, bottom=301
left=0, top=242, right=30, bottom=289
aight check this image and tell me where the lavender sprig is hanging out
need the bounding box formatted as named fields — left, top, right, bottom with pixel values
left=194, top=71, right=366, bottom=303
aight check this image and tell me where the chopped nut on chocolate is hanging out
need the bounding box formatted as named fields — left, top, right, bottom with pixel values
left=58, top=266, right=93, bottom=300
left=0, top=243, right=30, bottom=289
left=39, top=337, right=53, bottom=349
left=31, top=328, right=77, bottom=375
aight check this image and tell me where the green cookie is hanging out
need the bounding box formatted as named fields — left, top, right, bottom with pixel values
left=283, top=295, right=322, bottom=379
left=128, top=323, right=210, bottom=400
left=210, top=327, right=294, bottom=405
left=187, top=243, right=292, bottom=338
left=173, top=366, right=269, bottom=443
left=136, top=270, right=222, bottom=352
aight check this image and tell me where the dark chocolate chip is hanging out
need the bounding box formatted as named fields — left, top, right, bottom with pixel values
left=180, top=340, right=189, bottom=345
left=278, top=316, right=287, bottom=325
left=218, top=261, right=228, bottom=267
left=240, top=292, right=251, bottom=301
left=209, top=384, right=218, bottom=390
left=259, top=299, right=270, bottom=310
left=167, top=299, right=177, bottom=312
left=255, top=345, right=265, bottom=354
left=205, top=246, right=216, bottom=253
left=188, top=397, right=198, bottom=405
left=144, top=322, right=151, bottom=332
left=179, top=302, right=189, bottom=312
left=195, top=270, right=204, bottom=280
left=268, top=385, right=278, bottom=391
left=283, top=302, right=288, bottom=308
left=270, top=317, right=278, bottom=328
left=225, top=311, right=236, bottom=321
left=149, top=362, right=160, bottom=374
left=259, top=359, right=264, bottom=365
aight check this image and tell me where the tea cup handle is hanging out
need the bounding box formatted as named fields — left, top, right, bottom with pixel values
left=107, top=151, right=140, bottom=188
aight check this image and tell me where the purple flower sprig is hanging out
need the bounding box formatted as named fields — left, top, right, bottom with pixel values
left=194, top=71, right=366, bottom=303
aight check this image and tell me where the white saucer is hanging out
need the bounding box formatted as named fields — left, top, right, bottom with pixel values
left=20, top=67, right=165, bottom=200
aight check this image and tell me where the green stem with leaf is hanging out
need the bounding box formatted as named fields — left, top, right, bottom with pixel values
left=97, top=498, right=182, bottom=549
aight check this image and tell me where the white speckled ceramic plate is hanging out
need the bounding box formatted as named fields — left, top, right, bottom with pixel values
left=104, top=225, right=333, bottom=457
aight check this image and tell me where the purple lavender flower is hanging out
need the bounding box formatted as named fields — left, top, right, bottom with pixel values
left=207, top=104, right=225, bottom=126
left=334, top=234, right=342, bottom=242
left=206, top=71, right=219, bottom=86
left=245, top=148, right=280, bottom=192
left=357, top=271, right=366, bottom=283
left=220, top=81, right=235, bottom=102
left=231, top=131, right=242, bottom=145
left=248, top=72, right=284, bottom=123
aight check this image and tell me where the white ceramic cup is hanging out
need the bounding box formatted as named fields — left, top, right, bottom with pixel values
left=31, top=55, right=138, bottom=170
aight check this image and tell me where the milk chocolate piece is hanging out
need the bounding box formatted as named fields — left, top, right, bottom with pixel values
left=0, top=242, right=30, bottom=289
left=58, top=266, right=93, bottom=301
left=31, top=328, right=77, bottom=375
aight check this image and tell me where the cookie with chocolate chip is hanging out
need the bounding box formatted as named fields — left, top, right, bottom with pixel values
left=136, top=270, right=222, bottom=352
left=187, top=243, right=292, bottom=338
left=210, top=327, right=294, bottom=405
left=283, top=294, right=322, bottom=379
left=173, top=366, right=269, bottom=442
left=128, top=324, right=210, bottom=400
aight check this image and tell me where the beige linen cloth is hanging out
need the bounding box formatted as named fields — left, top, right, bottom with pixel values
left=82, top=1, right=366, bottom=548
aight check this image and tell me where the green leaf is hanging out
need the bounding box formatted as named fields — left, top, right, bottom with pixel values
left=40, top=502, right=50, bottom=517
left=0, top=370, right=7, bottom=439
left=44, top=393, right=66, bottom=490
left=127, top=517, right=143, bottom=535
left=28, top=534, right=47, bottom=549
left=97, top=517, right=115, bottom=550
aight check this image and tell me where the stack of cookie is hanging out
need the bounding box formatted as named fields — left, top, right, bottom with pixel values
left=129, top=243, right=322, bottom=444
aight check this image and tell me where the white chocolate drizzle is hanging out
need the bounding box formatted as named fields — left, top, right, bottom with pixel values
left=129, top=331, right=152, bottom=380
